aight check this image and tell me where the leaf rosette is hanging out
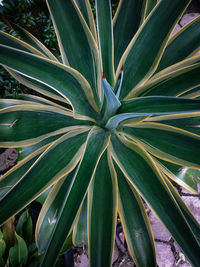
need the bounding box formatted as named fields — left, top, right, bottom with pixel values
left=0, top=0, right=200, bottom=266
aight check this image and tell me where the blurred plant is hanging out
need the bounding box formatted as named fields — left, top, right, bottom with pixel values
left=0, top=211, right=41, bottom=267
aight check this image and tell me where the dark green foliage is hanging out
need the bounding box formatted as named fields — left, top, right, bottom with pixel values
left=0, top=0, right=58, bottom=96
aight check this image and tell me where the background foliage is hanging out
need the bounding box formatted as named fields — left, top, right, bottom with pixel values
left=0, top=0, right=120, bottom=96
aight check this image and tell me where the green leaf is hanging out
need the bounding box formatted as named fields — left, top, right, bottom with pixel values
left=114, top=162, right=156, bottom=267
left=7, top=69, right=70, bottom=104
left=0, top=129, right=89, bottom=225
left=164, top=177, right=200, bottom=246
left=145, top=0, right=157, bottom=17
left=0, top=144, right=47, bottom=200
left=110, top=134, right=200, bottom=266
left=0, top=104, right=91, bottom=147
left=16, top=210, right=33, bottom=245
left=39, top=127, right=109, bottom=267
left=113, top=0, right=146, bottom=70
left=47, top=0, right=101, bottom=104
left=36, top=170, right=75, bottom=253
left=9, top=232, right=28, bottom=267
left=119, top=96, right=200, bottom=114
left=180, top=85, right=200, bottom=99
left=88, top=151, right=117, bottom=267
left=0, top=95, right=68, bottom=110
left=73, top=196, right=88, bottom=246
left=12, top=25, right=58, bottom=61
left=106, top=113, right=149, bottom=131
left=0, top=230, right=6, bottom=258
left=16, top=134, right=64, bottom=161
left=157, top=15, right=200, bottom=72
left=0, top=45, right=100, bottom=120
left=75, top=0, right=97, bottom=40
left=96, top=0, right=115, bottom=86
left=137, top=63, right=200, bottom=97
left=120, top=123, right=200, bottom=168
left=155, top=158, right=200, bottom=193
left=148, top=114, right=200, bottom=137
left=0, top=30, right=44, bottom=57
left=117, top=0, right=190, bottom=99
left=101, top=78, right=121, bottom=125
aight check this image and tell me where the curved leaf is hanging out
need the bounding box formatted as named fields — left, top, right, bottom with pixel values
left=134, top=63, right=200, bottom=97
left=120, top=123, right=200, bottom=169
left=119, top=96, right=200, bottom=114
left=75, top=0, right=97, bottom=40
left=39, top=127, right=110, bottom=267
left=0, top=45, right=100, bottom=120
left=0, top=30, right=44, bottom=57
left=47, top=0, right=101, bottom=103
left=96, top=0, right=115, bottom=86
left=100, top=78, right=121, bottom=125
left=7, top=69, right=70, bottom=105
left=0, top=144, right=49, bottom=200
left=106, top=113, right=149, bottom=131
left=0, top=129, right=89, bottom=225
left=88, top=151, right=117, bottom=267
left=0, top=95, right=69, bottom=111
left=155, top=157, right=200, bottom=193
left=36, top=170, right=76, bottom=253
left=110, top=134, right=200, bottom=266
left=179, top=86, right=200, bottom=99
left=164, top=176, right=200, bottom=246
left=114, top=162, right=156, bottom=267
left=156, top=15, right=200, bottom=72
left=12, top=24, right=58, bottom=61
left=147, top=113, right=200, bottom=136
left=113, top=0, right=146, bottom=71
left=145, top=0, right=157, bottom=17
left=72, top=195, right=88, bottom=246
left=9, top=232, right=28, bottom=266
left=0, top=104, right=91, bottom=147
left=117, top=0, right=190, bottom=99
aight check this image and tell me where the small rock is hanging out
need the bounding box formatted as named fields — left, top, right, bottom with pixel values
left=149, top=212, right=171, bottom=241
left=173, top=244, right=191, bottom=267
left=181, top=196, right=200, bottom=223
left=179, top=13, right=200, bottom=27
left=171, top=25, right=181, bottom=36
left=155, top=243, right=174, bottom=267
left=112, top=245, right=119, bottom=264
left=74, top=253, right=89, bottom=267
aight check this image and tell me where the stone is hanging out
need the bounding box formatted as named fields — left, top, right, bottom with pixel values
left=112, top=245, right=119, bottom=264
left=179, top=13, right=200, bottom=27
left=74, top=253, right=89, bottom=267
left=181, top=195, right=200, bottom=223
left=149, top=212, right=171, bottom=241
left=155, top=243, right=174, bottom=267
left=171, top=25, right=181, bottom=36
left=174, top=243, right=192, bottom=267
left=0, top=148, right=18, bottom=172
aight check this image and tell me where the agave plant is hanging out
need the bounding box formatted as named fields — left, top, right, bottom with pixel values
left=0, top=0, right=200, bottom=266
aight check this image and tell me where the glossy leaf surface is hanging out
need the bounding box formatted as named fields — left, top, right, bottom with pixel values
left=40, top=127, right=109, bottom=266
left=121, top=123, right=200, bottom=168
left=88, top=152, right=117, bottom=267
left=110, top=134, right=200, bottom=266
left=0, top=45, right=100, bottom=120
left=113, top=0, right=146, bottom=70
left=0, top=130, right=89, bottom=225
left=118, top=0, right=190, bottom=99
left=114, top=163, right=156, bottom=267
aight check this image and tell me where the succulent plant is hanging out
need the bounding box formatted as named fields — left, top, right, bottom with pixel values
left=0, top=0, right=200, bottom=266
